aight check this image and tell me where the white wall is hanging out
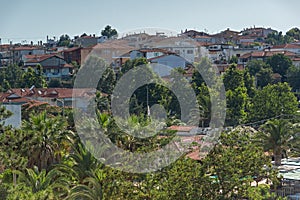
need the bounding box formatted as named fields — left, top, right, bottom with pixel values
left=2, top=104, right=22, bottom=128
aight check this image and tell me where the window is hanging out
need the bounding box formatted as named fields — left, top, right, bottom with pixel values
left=154, top=52, right=159, bottom=57
left=187, top=50, right=193, bottom=54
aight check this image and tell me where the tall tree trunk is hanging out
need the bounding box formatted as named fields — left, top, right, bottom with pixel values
left=274, top=148, right=282, bottom=166
left=13, top=172, right=17, bottom=186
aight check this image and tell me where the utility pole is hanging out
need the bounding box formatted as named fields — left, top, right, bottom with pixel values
left=147, top=85, right=150, bottom=117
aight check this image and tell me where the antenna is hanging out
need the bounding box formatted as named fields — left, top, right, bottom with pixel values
left=29, top=85, right=35, bottom=91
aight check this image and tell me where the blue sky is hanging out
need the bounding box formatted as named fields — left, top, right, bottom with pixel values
left=0, top=0, right=299, bottom=44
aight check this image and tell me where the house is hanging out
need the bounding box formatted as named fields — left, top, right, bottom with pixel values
left=181, top=29, right=209, bottom=38
left=113, top=52, right=131, bottom=71
left=194, top=35, right=216, bottom=44
left=210, top=28, right=240, bottom=44
left=74, top=35, right=98, bottom=48
left=240, top=27, right=277, bottom=38
left=148, top=36, right=199, bottom=63
left=0, top=44, right=12, bottom=66
left=81, top=40, right=134, bottom=67
left=292, top=57, right=300, bottom=67
left=0, top=87, right=96, bottom=127
left=63, top=47, right=82, bottom=64
left=7, top=88, right=96, bottom=110
left=270, top=44, right=300, bottom=55
left=0, top=92, right=30, bottom=128
left=12, top=45, right=45, bottom=64
left=23, top=54, right=73, bottom=81
left=121, top=32, right=161, bottom=48
left=130, top=48, right=174, bottom=60
left=148, top=54, right=191, bottom=77
left=238, top=50, right=297, bottom=66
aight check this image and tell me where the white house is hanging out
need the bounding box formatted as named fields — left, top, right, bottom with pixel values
left=130, top=48, right=172, bottom=60
left=13, top=45, right=45, bottom=64
left=148, top=54, right=190, bottom=77
left=146, top=36, right=199, bottom=63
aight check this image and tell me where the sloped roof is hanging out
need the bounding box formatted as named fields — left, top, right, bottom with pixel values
left=240, top=50, right=297, bottom=59
left=24, top=54, right=64, bottom=63
left=168, top=125, right=198, bottom=132
left=0, top=92, right=30, bottom=103
left=13, top=46, right=43, bottom=51
left=272, top=44, right=300, bottom=49
left=9, top=88, right=96, bottom=99
left=63, top=47, right=82, bottom=52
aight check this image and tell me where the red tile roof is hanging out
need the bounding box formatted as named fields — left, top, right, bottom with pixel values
left=271, top=44, right=300, bottom=49
left=168, top=125, right=198, bottom=132
left=240, top=50, right=296, bottom=59
left=133, top=48, right=175, bottom=54
left=63, top=63, right=74, bottom=68
left=63, top=47, right=82, bottom=52
left=9, top=88, right=96, bottom=99
left=24, top=54, right=64, bottom=63
left=13, top=46, right=43, bottom=51
left=0, top=92, right=30, bottom=103
left=292, top=57, right=300, bottom=61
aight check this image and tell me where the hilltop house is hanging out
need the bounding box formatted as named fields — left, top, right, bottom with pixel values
left=12, top=45, right=45, bottom=65
left=23, top=54, right=73, bottom=81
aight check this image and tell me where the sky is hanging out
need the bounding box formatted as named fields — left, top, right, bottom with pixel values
left=0, top=0, right=300, bottom=44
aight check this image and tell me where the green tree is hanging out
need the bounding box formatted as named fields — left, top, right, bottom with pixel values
left=266, top=54, right=293, bottom=78
left=0, top=128, right=28, bottom=185
left=250, top=82, right=298, bottom=122
left=0, top=106, right=12, bottom=129
left=286, top=27, right=300, bottom=41
left=97, top=66, right=116, bottom=94
left=0, top=64, right=24, bottom=91
left=223, top=65, right=248, bottom=126
left=257, top=119, right=300, bottom=166
left=56, top=142, right=99, bottom=183
left=229, top=55, right=238, bottom=64
left=245, top=60, right=274, bottom=88
left=202, top=127, right=278, bottom=199
left=57, top=34, right=71, bottom=47
left=48, top=78, right=63, bottom=88
left=21, top=65, right=47, bottom=88
left=246, top=60, right=269, bottom=77
left=101, top=25, right=118, bottom=39
left=223, top=64, right=245, bottom=91
left=286, top=65, right=300, bottom=91
left=265, top=31, right=293, bottom=45
left=22, top=111, right=69, bottom=170
left=256, top=67, right=274, bottom=88
left=67, top=168, right=104, bottom=200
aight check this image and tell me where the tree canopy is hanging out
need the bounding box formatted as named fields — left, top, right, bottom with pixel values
left=101, top=25, right=118, bottom=39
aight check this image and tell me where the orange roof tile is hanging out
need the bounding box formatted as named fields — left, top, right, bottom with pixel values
left=168, top=125, right=198, bottom=132
left=272, top=44, right=300, bottom=49
left=24, top=54, right=64, bottom=63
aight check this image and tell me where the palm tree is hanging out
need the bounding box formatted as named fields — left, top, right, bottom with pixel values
left=14, top=166, right=69, bottom=199
left=257, top=119, right=300, bottom=166
left=56, top=142, right=99, bottom=184
left=22, top=111, right=70, bottom=170
left=67, top=168, right=105, bottom=200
